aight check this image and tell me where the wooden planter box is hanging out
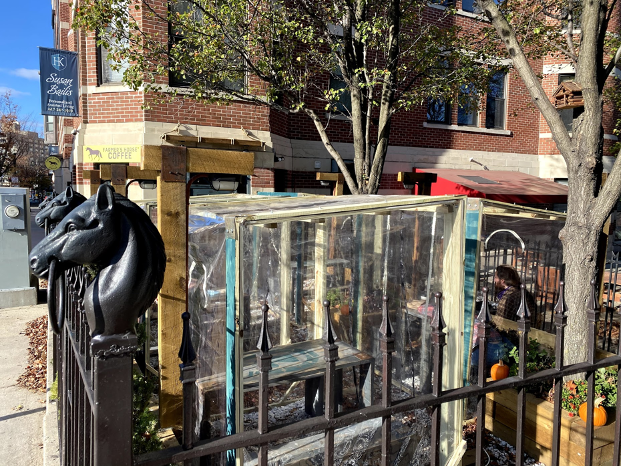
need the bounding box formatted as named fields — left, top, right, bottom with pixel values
left=485, top=389, right=617, bottom=466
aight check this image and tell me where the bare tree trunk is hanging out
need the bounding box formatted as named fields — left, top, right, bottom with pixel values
left=479, top=0, right=621, bottom=369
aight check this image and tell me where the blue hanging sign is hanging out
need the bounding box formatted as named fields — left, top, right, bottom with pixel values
left=39, top=47, right=79, bottom=117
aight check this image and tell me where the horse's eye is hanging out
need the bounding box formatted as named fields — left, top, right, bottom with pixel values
left=67, top=224, right=77, bottom=232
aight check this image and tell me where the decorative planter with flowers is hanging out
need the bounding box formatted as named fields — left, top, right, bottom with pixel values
left=483, top=318, right=618, bottom=466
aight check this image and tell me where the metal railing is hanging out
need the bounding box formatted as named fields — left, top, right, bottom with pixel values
left=480, top=239, right=563, bottom=331
left=51, top=267, right=621, bottom=466
left=130, top=280, right=620, bottom=466
left=54, top=265, right=135, bottom=466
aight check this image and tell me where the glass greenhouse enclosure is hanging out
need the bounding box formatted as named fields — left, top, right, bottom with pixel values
left=187, top=194, right=467, bottom=465
left=462, top=198, right=566, bottom=379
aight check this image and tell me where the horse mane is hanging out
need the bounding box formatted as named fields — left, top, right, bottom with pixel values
left=111, top=193, right=166, bottom=304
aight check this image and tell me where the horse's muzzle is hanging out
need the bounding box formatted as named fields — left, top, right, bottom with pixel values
left=29, top=255, right=50, bottom=279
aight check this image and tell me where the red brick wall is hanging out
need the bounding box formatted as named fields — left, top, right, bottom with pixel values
left=253, top=168, right=275, bottom=188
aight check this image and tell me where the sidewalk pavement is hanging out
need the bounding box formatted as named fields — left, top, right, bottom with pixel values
left=0, top=304, right=58, bottom=466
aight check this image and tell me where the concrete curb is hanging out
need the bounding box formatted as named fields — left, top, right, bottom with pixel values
left=43, top=320, right=60, bottom=465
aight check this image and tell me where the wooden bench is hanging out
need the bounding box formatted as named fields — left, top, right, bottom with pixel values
left=196, top=339, right=374, bottom=417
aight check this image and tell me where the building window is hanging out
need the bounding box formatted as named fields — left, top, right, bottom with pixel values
left=97, top=9, right=129, bottom=86
left=328, top=68, right=352, bottom=114
left=168, top=0, right=244, bottom=91
left=458, top=83, right=478, bottom=126
left=558, top=73, right=583, bottom=132
left=485, top=71, right=506, bottom=129
left=427, top=98, right=451, bottom=124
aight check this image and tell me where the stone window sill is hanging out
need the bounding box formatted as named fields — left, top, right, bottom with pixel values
left=423, top=122, right=512, bottom=136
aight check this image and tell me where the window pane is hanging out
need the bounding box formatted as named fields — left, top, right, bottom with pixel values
left=458, top=83, right=477, bottom=126
left=485, top=72, right=505, bottom=129
left=99, top=24, right=129, bottom=84
left=427, top=98, right=450, bottom=124
left=461, top=0, right=475, bottom=12
left=329, top=74, right=352, bottom=114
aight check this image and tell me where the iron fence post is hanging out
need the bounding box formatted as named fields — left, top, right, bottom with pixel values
left=323, top=300, right=339, bottom=466
left=91, top=334, right=137, bottom=466
left=551, top=281, right=567, bottom=466
left=516, top=284, right=532, bottom=466
left=179, top=310, right=197, bottom=465
left=430, top=292, right=446, bottom=466
left=379, top=295, right=395, bottom=466
left=584, top=279, right=600, bottom=466
left=476, top=287, right=491, bottom=466
left=256, top=303, right=273, bottom=466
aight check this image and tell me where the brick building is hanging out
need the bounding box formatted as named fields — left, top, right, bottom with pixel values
left=47, top=0, right=619, bottom=199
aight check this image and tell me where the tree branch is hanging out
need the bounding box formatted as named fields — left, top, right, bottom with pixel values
left=601, top=47, right=621, bottom=89
left=478, top=0, right=574, bottom=163
left=302, top=108, right=361, bottom=194
left=591, top=153, right=621, bottom=228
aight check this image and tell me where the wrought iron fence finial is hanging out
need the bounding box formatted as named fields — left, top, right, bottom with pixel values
left=323, top=299, right=338, bottom=345
left=517, top=283, right=531, bottom=321
left=257, top=302, right=273, bottom=354
left=379, top=295, right=394, bottom=339
left=431, top=292, right=446, bottom=332
left=178, top=311, right=196, bottom=366
left=477, top=287, right=492, bottom=323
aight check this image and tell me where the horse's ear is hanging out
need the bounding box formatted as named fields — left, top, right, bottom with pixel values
left=65, top=186, right=73, bottom=197
left=95, top=184, right=115, bottom=212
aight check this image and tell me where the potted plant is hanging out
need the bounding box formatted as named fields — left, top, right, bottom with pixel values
left=485, top=339, right=618, bottom=466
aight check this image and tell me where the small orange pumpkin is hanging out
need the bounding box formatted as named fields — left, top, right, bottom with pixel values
left=578, top=397, right=607, bottom=427
left=491, top=359, right=510, bottom=380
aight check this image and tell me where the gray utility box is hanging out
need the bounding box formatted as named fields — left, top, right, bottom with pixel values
left=0, top=187, right=36, bottom=308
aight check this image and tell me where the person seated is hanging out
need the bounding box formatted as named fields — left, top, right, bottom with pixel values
left=493, top=264, right=535, bottom=321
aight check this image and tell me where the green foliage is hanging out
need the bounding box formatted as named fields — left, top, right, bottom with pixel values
left=132, top=370, right=162, bottom=456
left=506, top=338, right=554, bottom=398
left=73, top=0, right=505, bottom=194
left=561, top=368, right=618, bottom=415
left=326, top=288, right=343, bottom=307
left=507, top=338, right=555, bottom=376
left=50, top=374, right=58, bottom=401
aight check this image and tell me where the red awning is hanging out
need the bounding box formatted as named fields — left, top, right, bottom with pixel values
left=416, top=169, right=568, bottom=204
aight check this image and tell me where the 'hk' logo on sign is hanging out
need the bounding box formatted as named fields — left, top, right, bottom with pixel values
left=51, top=54, right=66, bottom=71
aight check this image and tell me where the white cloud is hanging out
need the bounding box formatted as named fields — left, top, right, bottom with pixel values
left=0, top=86, right=29, bottom=96
left=10, top=68, right=39, bottom=80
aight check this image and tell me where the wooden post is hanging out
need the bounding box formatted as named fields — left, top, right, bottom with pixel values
left=157, top=172, right=188, bottom=428
left=314, top=220, right=328, bottom=339
left=82, top=169, right=101, bottom=197
left=280, top=221, right=292, bottom=345
left=316, top=172, right=344, bottom=196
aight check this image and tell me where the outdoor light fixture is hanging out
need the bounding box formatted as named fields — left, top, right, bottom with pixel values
left=126, top=179, right=157, bottom=190
left=212, top=178, right=240, bottom=191
left=469, top=157, right=489, bottom=170
left=274, top=156, right=285, bottom=162
left=319, top=181, right=330, bottom=186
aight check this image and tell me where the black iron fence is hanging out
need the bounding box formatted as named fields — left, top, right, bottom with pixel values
left=52, top=272, right=621, bottom=466
left=480, top=239, right=563, bottom=331
left=53, top=265, right=135, bottom=466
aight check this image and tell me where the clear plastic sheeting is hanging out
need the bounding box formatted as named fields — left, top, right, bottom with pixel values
left=187, top=194, right=466, bottom=464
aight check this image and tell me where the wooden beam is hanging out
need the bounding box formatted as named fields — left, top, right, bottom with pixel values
left=127, top=167, right=159, bottom=180
left=157, top=173, right=187, bottom=428
left=164, top=134, right=264, bottom=148
left=82, top=169, right=101, bottom=197
left=316, top=172, right=344, bottom=196
left=142, top=145, right=255, bottom=175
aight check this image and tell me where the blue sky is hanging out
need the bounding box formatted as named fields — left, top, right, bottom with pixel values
left=1, top=0, right=54, bottom=134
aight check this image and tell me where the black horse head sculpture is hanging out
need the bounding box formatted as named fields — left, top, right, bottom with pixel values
left=30, top=184, right=166, bottom=338
left=35, top=186, right=87, bottom=230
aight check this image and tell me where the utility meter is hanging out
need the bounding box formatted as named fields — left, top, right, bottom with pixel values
left=0, top=193, right=26, bottom=230
left=4, top=204, right=20, bottom=219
